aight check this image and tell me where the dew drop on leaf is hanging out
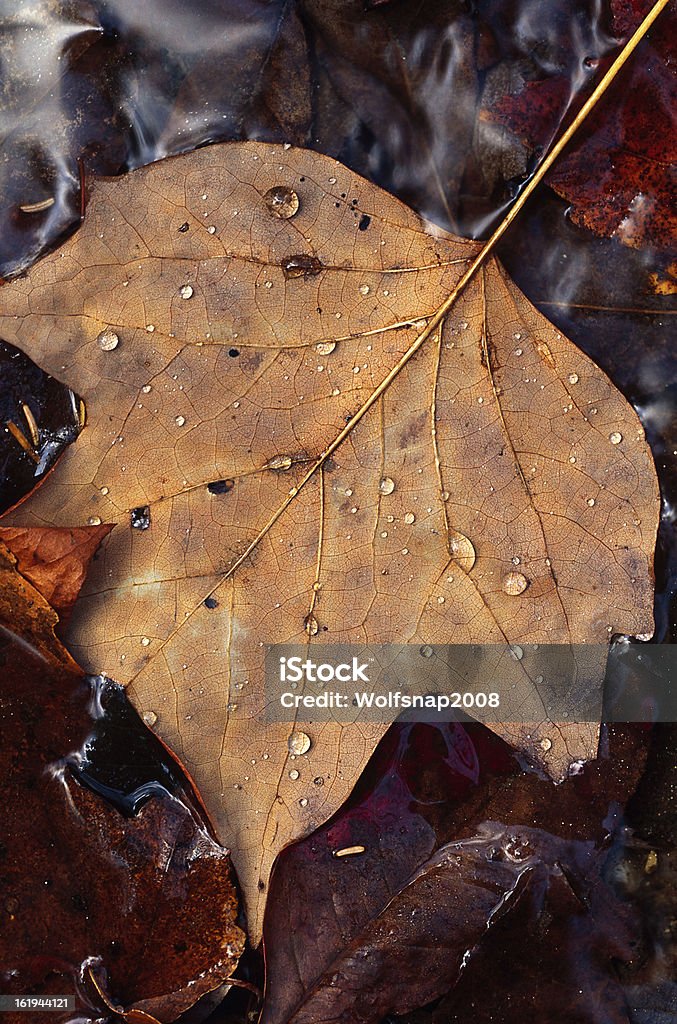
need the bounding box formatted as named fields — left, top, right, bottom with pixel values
left=502, top=571, right=528, bottom=596
left=379, top=477, right=395, bottom=495
left=97, top=329, right=119, bottom=351
left=267, top=454, right=293, bottom=471
left=288, top=731, right=311, bottom=756
left=131, top=505, right=151, bottom=530
left=449, top=530, right=476, bottom=571
left=264, top=186, right=300, bottom=219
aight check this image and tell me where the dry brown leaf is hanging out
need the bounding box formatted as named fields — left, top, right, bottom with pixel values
left=0, top=141, right=659, bottom=939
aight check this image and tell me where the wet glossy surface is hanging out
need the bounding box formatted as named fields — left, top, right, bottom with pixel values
left=0, top=0, right=674, bottom=1020
left=0, top=341, right=83, bottom=516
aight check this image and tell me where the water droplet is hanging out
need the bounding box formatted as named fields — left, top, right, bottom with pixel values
left=304, top=613, right=319, bottom=636
left=146, top=324, right=155, bottom=333
left=315, top=340, right=336, bottom=355
left=141, top=385, right=151, bottom=394
left=568, top=373, right=579, bottom=385
left=299, top=798, right=309, bottom=808
left=359, top=284, right=370, bottom=296
left=540, top=737, right=553, bottom=751
left=289, top=769, right=299, bottom=780
left=87, top=516, right=102, bottom=526
left=264, top=186, right=300, bottom=219
left=208, top=479, right=234, bottom=495
left=509, top=644, right=524, bottom=660
left=514, top=348, right=523, bottom=357
left=404, top=512, right=415, bottom=525
left=609, top=431, right=622, bottom=445
left=502, top=571, right=528, bottom=595
left=282, top=254, right=323, bottom=279
left=420, top=644, right=433, bottom=658
left=437, top=595, right=445, bottom=604
left=179, top=284, right=194, bottom=300
left=207, top=225, right=216, bottom=234
left=449, top=530, right=476, bottom=571
left=141, top=637, right=151, bottom=647
left=288, top=731, right=311, bottom=756
left=143, top=711, right=157, bottom=726
left=314, top=776, right=324, bottom=786
left=99, top=486, right=109, bottom=496
left=175, top=415, right=186, bottom=427
left=441, top=491, right=450, bottom=501
left=131, top=505, right=151, bottom=530
left=502, top=833, right=531, bottom=861
left=511, top=556, right=521, bottom=565
left=268, top=454, right=293, bottom=471
left=587, top=497, right=596, bottom=507
left=379, top=477, right=395, bottom=495
left=97, top=329, right=119, bottom=351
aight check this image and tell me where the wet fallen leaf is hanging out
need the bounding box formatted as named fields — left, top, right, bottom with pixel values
left=264, top=823, right=637, bottom=1024
left=0, top=523, right=111, bottom=628
left=263, top=720, right=647, bottom=1024
left=431, top=840, right=639, bottom=1024
left=0, top=528, right=244, bottom=1021
left=0, top=141, right=659, bottom=938
left=483, top=0, right=676, bottom=250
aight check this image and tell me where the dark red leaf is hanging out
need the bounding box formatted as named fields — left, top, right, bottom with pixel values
left=485, top=0, right=676, bottom=249
left=263, top=720, right=647, bottom=1023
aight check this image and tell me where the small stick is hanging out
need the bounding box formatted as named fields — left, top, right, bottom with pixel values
left=6, top=420, right=39, bottom=462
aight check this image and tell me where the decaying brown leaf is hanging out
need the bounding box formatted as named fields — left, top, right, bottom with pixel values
left=0, top=524, right=111, bottom=627
left=0, top=141, right=659, bottom=938
left=0, top=527, right=244, bottom=1021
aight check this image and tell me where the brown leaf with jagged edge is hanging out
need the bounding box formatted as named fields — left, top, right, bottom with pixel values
left=0, top=141, right=659, bottom=940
